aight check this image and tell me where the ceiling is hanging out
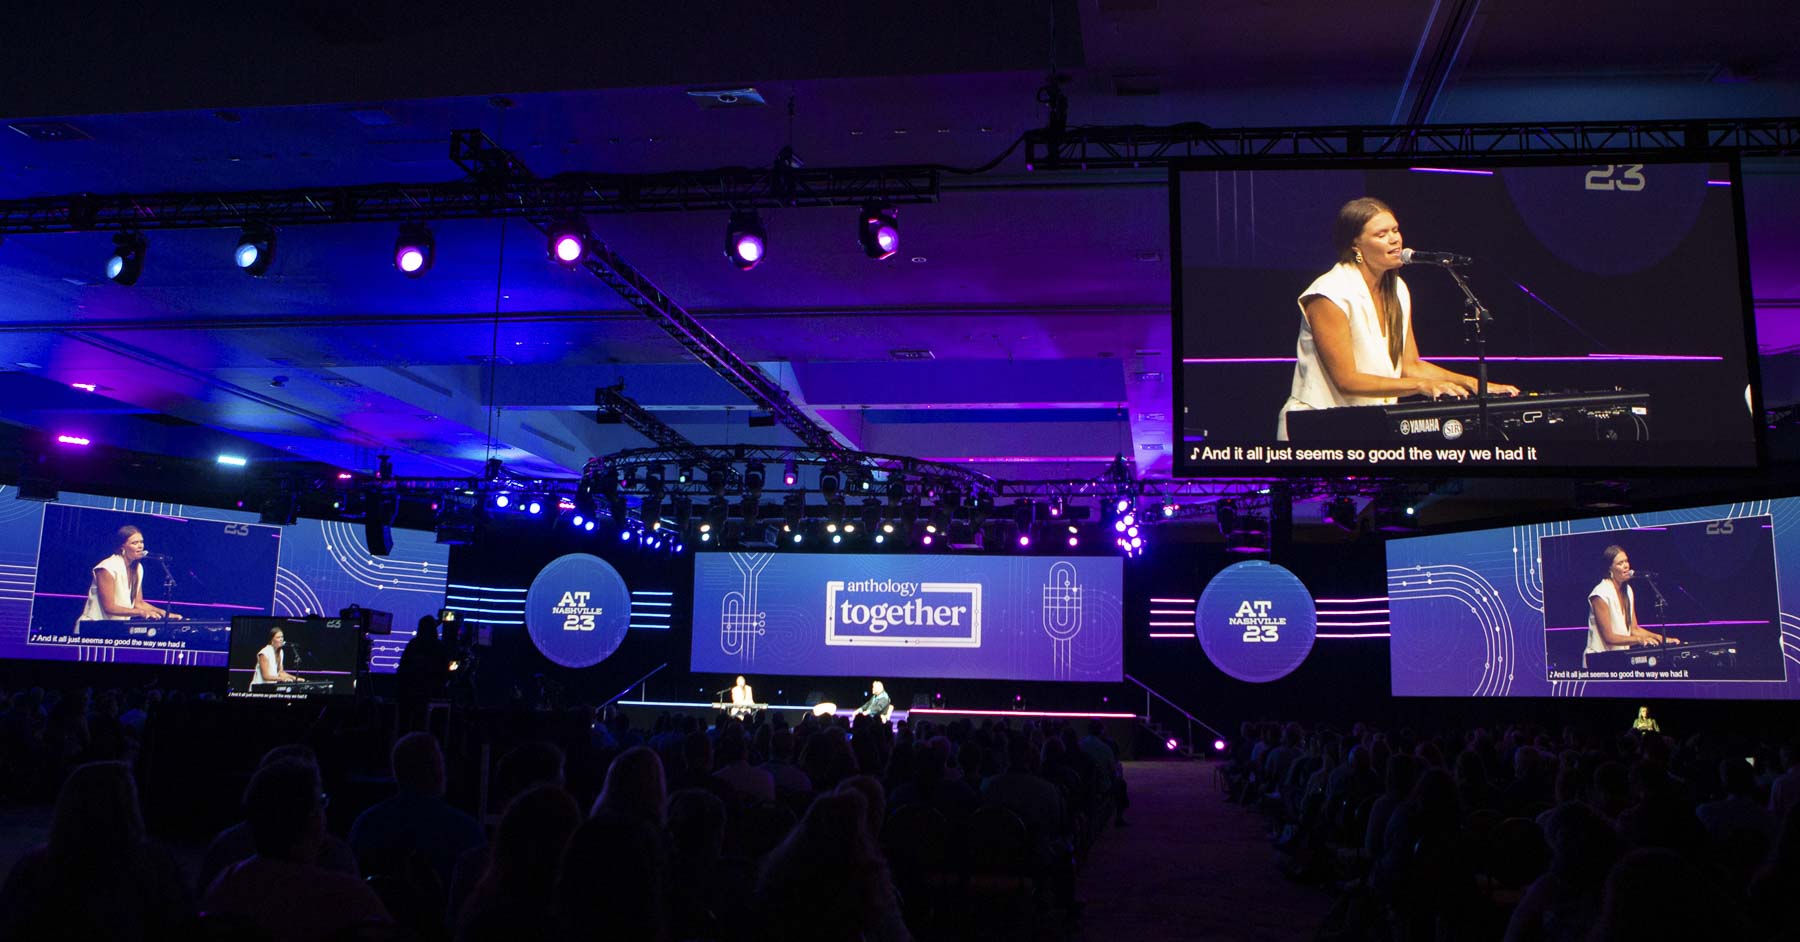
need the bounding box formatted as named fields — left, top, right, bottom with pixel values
left=1, top=0, right=1798, bottom=527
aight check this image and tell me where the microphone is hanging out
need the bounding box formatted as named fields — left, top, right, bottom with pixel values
left=1401, top=248, right=1473, bottom=267
left=143, top=553, right=175, bottom=561
left=1631, top=570, right=1660, bottom=578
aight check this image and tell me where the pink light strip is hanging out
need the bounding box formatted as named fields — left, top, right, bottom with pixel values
left=1149, top=597, right=1197, bottom=604
left=1545, top=618, right=1768, bottom=632
left=56, top=435, right=91, bottom=446
left=1148, top=633, right=1192, bottom=639
left=1409, top=167, right=1495, bottom=176
left=1150, top=609, right=1195, bottom=615
left=1707, top=180, right=1731, bottom=186
left=1318, top=596, right=1389, bottom=604
left=1314, top=608, right=1389, bottom=616
left=1186, top=355, right=1722, bottom=364
left=909, top=708, right=1141, bottom=719
left=1318, top=620, right=1392, bottom=628
left=1317, top=632, right=1392, bottom=639
left=1149, top=621, right=1194, bottom=627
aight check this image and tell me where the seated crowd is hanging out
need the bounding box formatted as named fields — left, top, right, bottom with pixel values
left=0, top=690, right=1127, bottom=942
left=1221, top=717, right=1800, bottom=940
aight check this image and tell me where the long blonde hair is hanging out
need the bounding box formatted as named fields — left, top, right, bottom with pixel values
left=1334, top=197, right=1404, bottom=368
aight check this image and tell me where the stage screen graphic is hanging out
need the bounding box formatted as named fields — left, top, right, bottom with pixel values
left=1173, top=158, right=1759, bottom=475
left=0, top=489, right=448, bottom=671
left=1388, top=497, right=1797, bottom=698
left=690, top=553, right=1124, bottom=682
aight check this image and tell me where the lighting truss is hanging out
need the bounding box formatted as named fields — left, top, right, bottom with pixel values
left=1022, top=116, right=1800, bottom=170
left=0, top=130, right=939, bottom=236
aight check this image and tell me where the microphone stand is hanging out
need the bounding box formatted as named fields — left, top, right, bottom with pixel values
left=1642, top=575, right=1670, bottom=661
left=1441, top=264, right=1494, bottom=440
left=153, top=557, right=178, bottom=622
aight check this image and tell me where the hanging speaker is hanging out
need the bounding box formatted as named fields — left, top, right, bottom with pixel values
left=364, top=491, right=397, bottom=556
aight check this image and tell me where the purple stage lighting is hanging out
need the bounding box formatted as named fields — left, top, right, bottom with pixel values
left=619, top=529, right=633, bottom=541
left=921, top=534, right=933, bottom=546
left=1068, top=535, right=1078, bottom=547
left=1165, top=738, right=1179, bottom=752
left=725, top=211, right=767, bottom=270
left=526, top=499, right=543, bottom=515
left=394, top=223, right=434, bottom=277
left=584, top=520, right=596, bottom=532
left=56, top=434, right=91, bottom=446
left=493, top=494, right=510, bottom=509
left=548, top=220, right=587, bottom=264
left=1018, top=534, right=1031, bottom=547
left=858, top=204, right=900, bottom=260
left=1213, top=739, right=1228, bottom=752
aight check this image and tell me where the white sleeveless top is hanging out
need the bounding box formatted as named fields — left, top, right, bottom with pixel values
left=78, top=555, right=138, bottom=626
left=255, top=644, right=284, bottom=683
left=1277, top=263, right=1411, bottom=440
left=1584, top=580, right=1633, bottom=667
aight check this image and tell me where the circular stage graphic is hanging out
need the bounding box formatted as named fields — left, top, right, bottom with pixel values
left=524, top=553, right=632, bottom=669
left=1196, top=560, right=1317, bottom=683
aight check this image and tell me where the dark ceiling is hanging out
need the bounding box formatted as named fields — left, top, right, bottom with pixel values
left=1, top=0, right=1798, bottom=527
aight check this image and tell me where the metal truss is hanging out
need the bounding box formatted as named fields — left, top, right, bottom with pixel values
left=1023, top=117, right=1800, bottom=170
left=0, top=130, right=939, bottom=235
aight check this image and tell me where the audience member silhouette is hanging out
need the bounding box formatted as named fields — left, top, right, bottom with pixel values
left=455, top=784, right=581, bottom=942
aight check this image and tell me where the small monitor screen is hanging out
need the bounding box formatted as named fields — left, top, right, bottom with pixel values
left=1173, top=158, right=1758, bottom=475
left=227, top=615, right=361, bottom=699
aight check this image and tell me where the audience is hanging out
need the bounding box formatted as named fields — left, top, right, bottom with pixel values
left=757, top=789, right=911, bottom=942
left=200, top=758, right=392, bottom=942
left=198, top=744, right=359, bottom=891
left=456, top=784, right=581, bottom=942
left=347, top=731, right=486, bottom=889
left=0, top=760, right=192, bottom=941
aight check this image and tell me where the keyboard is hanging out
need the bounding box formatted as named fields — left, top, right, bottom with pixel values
left=252, top=680, right=338, bottom=695
left=1286, top=389, right=1649, bottom=443
left=1583, top=640, right=1740, bottom=676
left=711, top=702, right=770, bottom=711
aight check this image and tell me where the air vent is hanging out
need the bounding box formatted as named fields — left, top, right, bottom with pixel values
left=890, top=349, right=936, bottom=360
left=9, top=122, right=91, bottom=142
left=686, top=88, right=767, bottom=109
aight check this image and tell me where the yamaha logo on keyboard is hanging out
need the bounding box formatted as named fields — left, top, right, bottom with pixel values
left=1400, top=417, right=1440, bottom=436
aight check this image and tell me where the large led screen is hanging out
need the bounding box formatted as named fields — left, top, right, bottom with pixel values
left=0, top=489, right=448, bottom=672
left=1388, top=497, right=1796, bottom=698
left=1173, top=158, right=1758, bottom=475
left=690, top=553, right=1124, bottom=682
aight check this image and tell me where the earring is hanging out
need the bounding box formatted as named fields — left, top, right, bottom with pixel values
left=1354, top=249, right=1365, bottom=264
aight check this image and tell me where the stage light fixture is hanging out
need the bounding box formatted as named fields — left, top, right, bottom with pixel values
left=1160, top=500, right=1178, bottom=518
left=857, top=204, right=899, bottom=260
left=106, top=233, right=146, bottom=285
left=725, top=210, right=766, bottom=270
left=493, top=493, right=511, bottom=509
left=234, top=225, right=276, bottom=276
left=818, top=466, right=841, bottom=498
left=1215, top=501, right=1239, bottom=537
left=743, top=464, right=765, bottom=494
left=216, top=454, right=248, bottom=468
left=394, top=223, right=435, bottom=277
left=547, top=219, right=588, bottom=264
left=783, top=459, right=798, bottom=487
left=526, top=498, right=544, bottom=515
left=860, top=499, right=881, bottom=533
left=781, top=492, right=804, bottom=532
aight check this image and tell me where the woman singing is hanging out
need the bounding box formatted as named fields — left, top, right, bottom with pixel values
left=76, top=525, right=180, bottom=629
left=1585, top=544, right=1680, bottom=668
left=253, top=626, right=302, bottom=687
left=1276, top=197, right=1518, bottom=440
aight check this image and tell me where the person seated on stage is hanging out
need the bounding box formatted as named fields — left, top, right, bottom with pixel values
left=76, top=525, right=181, bottom=631
left=1585, top=546, right=1681, bottom=668
left=1276, top=197, right=1517, bottom=440
left=728, top=675, right=757, bottom=721
left=1631, top=705, right=1661, bottom=734
left=251, top=626, right=302, bottom=688
left=853, top=681, right=893, bottom=724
